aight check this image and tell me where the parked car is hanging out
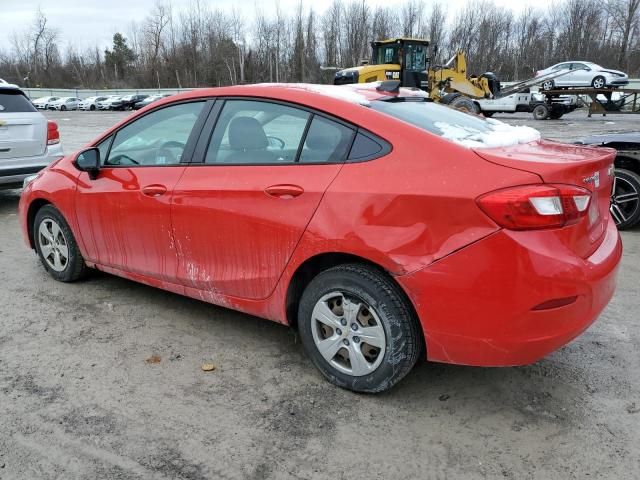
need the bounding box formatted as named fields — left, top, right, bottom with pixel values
left=48, top=97, right=81, bottom=111
left=32, top=96, right=60, bottom=110
left=110, top=94, right=148, bottom=110
left=133, top=93, right=172, bottom=110
left=19, top=83, right=622, bottom=392
left=0, top=84, right=63, bottom=189
left=78, top=96, right=110, bottom=111
left=577, top=133, right=640, bottom=230
left=96, top=96, right=121, bottom=110
left=537, top=62, right=629, bottom=90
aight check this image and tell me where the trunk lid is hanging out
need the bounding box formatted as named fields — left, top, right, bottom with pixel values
left=0, top=112, right=47, bottom=160
left=474, top=140, right=615, bottom=258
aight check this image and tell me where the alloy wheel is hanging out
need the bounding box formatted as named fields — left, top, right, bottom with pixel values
left=593, top=77, right=606, bottom=89
left=610, top=174, right=640, bottom=226
left=38, top=218, right=69, bottom=272
left=311, top=291, right=386, bottom=377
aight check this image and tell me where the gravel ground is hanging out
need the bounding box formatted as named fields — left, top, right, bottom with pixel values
left=0, top=108, right=639, bottom=479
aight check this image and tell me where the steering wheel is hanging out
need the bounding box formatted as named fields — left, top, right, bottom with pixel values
left=154, top=140, right=186, bottom=164
left=267, top=136, right=285, bottom=150
left=108, top=154, right=139, bottom=166
left=160, top=140, right=185, bottom=149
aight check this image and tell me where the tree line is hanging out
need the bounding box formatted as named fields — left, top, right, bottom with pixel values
left=1, top=0, right=639, bottom=89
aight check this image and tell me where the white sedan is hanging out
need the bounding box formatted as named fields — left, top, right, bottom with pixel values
left=78, top=96, right=110, bottom=111
left=32, top=96, right=60, bottom=109
left=48, top=97, right=82, bottom=111
left=97, top=96, right=121, bottom=110
left=537, top=62, right=629, bottom=90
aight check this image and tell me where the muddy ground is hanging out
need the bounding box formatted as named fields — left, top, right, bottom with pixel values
left=0, top=109, right=639, bottom=479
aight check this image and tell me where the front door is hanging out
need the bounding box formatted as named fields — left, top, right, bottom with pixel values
left=75, top=101, right=207, bottom=281
left=171, top=99, right=355, bottom=300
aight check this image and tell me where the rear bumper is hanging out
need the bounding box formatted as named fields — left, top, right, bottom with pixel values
left=397, top=219, right=622, bottom=366
left=0, top=144, right=64, bottom=188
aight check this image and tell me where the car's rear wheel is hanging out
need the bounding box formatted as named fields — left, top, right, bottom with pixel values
left=611, top=168, right=640, bottom=230
left=592, top=76, right=606, bottom=89
left=298, top=264, right=421, bottom=393
left=60, top=105, right=66, bottom=111
left=34, top=205, right=87, bottom=282
left=90, top=104, right=96, bottom=111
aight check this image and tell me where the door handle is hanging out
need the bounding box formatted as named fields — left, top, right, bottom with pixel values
left=142, top=184, right=168, bottom=197
left=264, top=184, right=304, bottom=199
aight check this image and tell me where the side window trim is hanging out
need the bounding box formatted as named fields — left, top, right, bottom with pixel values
left=294, top=113, right=314, bottom=163
left=191, top=96, right=359, bottom=166
left=101, top=99, right=214, bottom=168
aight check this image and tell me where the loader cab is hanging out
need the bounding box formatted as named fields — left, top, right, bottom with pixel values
left=371, top=38, right=430, bottom=90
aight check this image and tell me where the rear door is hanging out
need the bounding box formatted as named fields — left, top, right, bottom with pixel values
left=0, top=88, right=46, bottom=161
left=171, top=99, right=355, bottom=300
left=75, top=100, right=210, bottom=281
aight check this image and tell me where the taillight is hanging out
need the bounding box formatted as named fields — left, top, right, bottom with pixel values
left=47, top=121, right=60, bottom=145
left=477, top=184, right=592, bottom=230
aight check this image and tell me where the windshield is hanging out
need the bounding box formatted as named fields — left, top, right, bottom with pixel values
left=371, top=100, right=540, bottom=148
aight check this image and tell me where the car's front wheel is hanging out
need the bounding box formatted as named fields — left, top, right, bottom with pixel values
left=34, top=205, right=87, bottom=282
left=592, top=76, right=606, bottom=89
left=298, top=264, right=421, bottom=393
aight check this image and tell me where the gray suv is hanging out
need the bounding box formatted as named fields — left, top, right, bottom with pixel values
left=0, top=85, right=64, bottom=189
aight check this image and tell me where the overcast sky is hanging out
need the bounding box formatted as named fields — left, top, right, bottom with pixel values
left=0, top=0, right=554, bottom=52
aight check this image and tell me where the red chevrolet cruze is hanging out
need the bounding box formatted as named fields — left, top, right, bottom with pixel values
left=19, top=83, right=622, bottom=392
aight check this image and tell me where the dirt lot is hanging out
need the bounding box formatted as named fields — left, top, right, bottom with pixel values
left=0, top=109, right=639, bottom=479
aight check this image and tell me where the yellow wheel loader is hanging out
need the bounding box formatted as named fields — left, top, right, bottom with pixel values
left=333, top=38, right=498, bottom=113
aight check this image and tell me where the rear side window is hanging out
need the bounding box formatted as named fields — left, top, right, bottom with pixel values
left=0, top=90, right=37, bottom=113
left=347, top=132, right=390, bottom=161
left=372, top=100, right=540, bottom=149
left=299, top=116, right=354, bottom=163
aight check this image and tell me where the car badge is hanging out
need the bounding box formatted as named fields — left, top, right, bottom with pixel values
left=583, top=171, right=600, bottom=188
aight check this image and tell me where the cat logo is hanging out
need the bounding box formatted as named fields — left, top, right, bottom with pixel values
left=385, top=71, right=400, bottom=80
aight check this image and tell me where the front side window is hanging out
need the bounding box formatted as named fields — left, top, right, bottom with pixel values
left=105, top=102, right=204, bottom=166
left=379, top=46, right=399, bottom=64
left=205, top=100, right=310, bottom=164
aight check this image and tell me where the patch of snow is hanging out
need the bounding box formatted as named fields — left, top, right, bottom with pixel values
left=253, top=82, right=371, bottom=106
left=345, top=81, right=429, bottom=98
left=435, top=118, right=540, bottom=149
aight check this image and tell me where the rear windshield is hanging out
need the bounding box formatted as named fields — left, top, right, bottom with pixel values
left=371, top=100, right=540, bottom=149
left=0, top=89, right=38, bottom=113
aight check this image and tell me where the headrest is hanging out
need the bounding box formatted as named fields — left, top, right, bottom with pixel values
left=229, top=116, right=269, bottom=150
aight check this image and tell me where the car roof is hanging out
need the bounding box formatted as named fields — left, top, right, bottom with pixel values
left=148, top=83, right=426, bottom=110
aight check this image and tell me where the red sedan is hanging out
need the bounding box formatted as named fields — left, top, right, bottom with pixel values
left=19, top=83, right=622, bottom=392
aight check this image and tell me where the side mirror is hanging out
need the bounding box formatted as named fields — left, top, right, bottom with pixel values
left=75, top=147, right=100, bottom=180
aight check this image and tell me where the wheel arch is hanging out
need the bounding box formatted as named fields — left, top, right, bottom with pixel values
left=284, top=252, right=420, bottom=334
left=615, top=155, right=640, bottom=176
left=26, top=198, right=52, bottom=249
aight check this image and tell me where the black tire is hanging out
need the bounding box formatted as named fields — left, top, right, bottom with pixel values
left=298, top=264, right=422, bottom=393
left=60, top=105, right=67, bottom=111
left=90, top=104, right=96, bottom=111
left=532, top=104, right=550, bottom=120
left=592, top=76, right=606, bottom=89
left=483, top=111, right=495, bottom=118
left=611, top=168, right=640, bottom=230
left=541, top=79, right=555, bottom=91
left=34, top=205, right=87, bottom=282
left=440, top=93, right=480, bottom=114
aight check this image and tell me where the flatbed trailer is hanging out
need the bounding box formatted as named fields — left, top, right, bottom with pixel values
left=542, top=87, right=640, bottom=117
